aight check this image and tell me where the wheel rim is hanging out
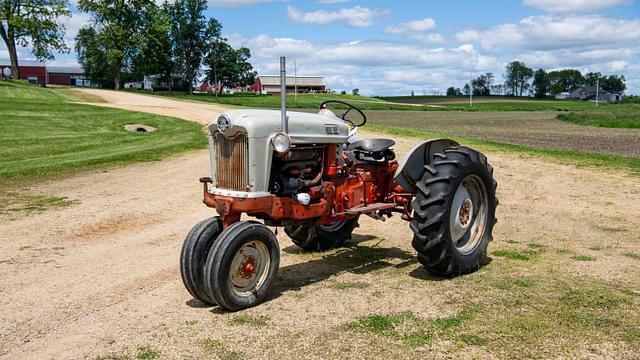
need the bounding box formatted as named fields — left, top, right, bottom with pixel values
left=229, top=240, right=271, bottom=297
left=449, top=175, right=488, bottom=255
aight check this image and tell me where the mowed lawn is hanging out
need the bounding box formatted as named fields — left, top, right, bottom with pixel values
left=0, top=81, right=207, bottom=184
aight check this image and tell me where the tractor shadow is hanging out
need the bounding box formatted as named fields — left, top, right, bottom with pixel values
left=270, top=234, right=423, bottom=299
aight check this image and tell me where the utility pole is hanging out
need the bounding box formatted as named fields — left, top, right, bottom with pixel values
left=294, top=60, right=297, bottom=104
left=595, top=77, right=600, bottom=107
left=470, top=80, right=473, bottom=109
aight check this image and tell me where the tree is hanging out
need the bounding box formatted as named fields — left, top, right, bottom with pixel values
left=463, top=83, right=470, bottom=96
left=547, top=69, right=584, bottom=94
left=446, top=86, right=462, bottom=96
left=77, top=0, right=154, bottom=90
left=0, top=0, right=70, bottom=79
left=204, top=25, right=257, bottom=96
left=131, top=2, right=173, bottom=89
left=504, top=61, right=533, bottom=96
left=532, top=68, right=549, bottom=98
left=584, top=72, right=602, bottom=87
left=470, top=72, right=493, bottom=96
left=75, top=26, right=113, bottom=87
left=601, top=75, right=626, bottom=93
left=171, top=0, right=207, bottom=95
left=352, top=88, right=359, bottom=96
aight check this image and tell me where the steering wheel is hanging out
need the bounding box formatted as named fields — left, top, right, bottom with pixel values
left=320, top=100, right=367, bottom=128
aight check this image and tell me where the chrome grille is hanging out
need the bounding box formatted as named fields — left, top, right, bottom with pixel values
left=214, top=133, right=249, bottom=191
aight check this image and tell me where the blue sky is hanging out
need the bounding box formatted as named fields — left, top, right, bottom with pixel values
left=3, top=0, right=639, bottom=95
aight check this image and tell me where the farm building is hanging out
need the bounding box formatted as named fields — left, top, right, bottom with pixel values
left=47, top=66, right=89, bottom=86
left=251, top=75, right=326, bottom=94
left=569, top=86, right=623, bottom=103
left=0, top=60, right=88, bottom=86
left=0, top=60, right=47, bottom=85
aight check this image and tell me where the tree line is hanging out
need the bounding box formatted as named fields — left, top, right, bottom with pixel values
left=447, top=61, right=627, bottom=98
left=76, top=0, right=256, bottom=93
left=1, top=0, right=256, bottom=93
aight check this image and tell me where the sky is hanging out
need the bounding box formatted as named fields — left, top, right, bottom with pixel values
left=2, top=0, right=639, bottom=95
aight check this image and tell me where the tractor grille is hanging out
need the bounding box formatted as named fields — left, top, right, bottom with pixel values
left=214, top=132, right=249, bottom=191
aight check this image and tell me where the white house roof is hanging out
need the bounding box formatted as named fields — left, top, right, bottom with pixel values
left=0, top=59, right=45, bottom=67
left=259, top=75, right=325, bottom=87
left=47, top=66, right=84, bottom=74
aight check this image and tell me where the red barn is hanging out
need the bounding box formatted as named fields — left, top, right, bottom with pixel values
left=0, top=61, right=87, bottom=86
left=251, top=75, right=326, bottom=94
left=0, top=60, right=47, bottom=85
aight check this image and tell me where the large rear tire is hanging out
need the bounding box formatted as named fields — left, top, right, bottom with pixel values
left=410, top=146, right=497, bottom=277
left=204, top=221, right=280, bottom=311
left=285, top=218, right=359, bottom=251
left=180, top=217, right=223, bottom=305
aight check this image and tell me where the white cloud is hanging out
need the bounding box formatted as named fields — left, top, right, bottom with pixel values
left=287, top=5, right=382, bottom=27
left=208, top=0, right=285, bottom=6
left=385, top=18, right=436, bottom=34
left=456, top=15, right=640, bottom=52
left=228, top=33, right=504, bottom=95
left=316, top=0, right=351, bottom=3
left=523, top=0, right=632, bottom=13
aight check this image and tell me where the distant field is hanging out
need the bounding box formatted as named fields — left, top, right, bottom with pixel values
left=365, top=110, right=640, bottom=158
left=135, top=91, right=624, bottom=112
left=378, top=95, right=552, bottom=104
left=146, top=91, right=424, bottom=111
left=558, top=106, right=640, bottom=129
left=0, top=81, right=207, bottom=185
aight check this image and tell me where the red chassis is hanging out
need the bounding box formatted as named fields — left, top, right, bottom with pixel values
left=199, top=144, right=413, bottom=228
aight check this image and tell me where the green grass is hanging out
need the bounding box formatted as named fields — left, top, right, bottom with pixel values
left=0, top=81, right=207, bottom=185
left=135, top=346, right=160, bottom=360
left=0, top=192, right=75, bottom=214
left=146, top=91, right=424, bottom=111
left=558, top=106, right=640, bottom=128
left=136, top=90, right=625, bottom=112
left=330, top=281, right=370, bottom=290
left=200, top=339, right=244, bottom=360
left=572, top=255, right=595, bottom=261
left=492, top=250, right=536, bottom=261
left=229, top=314, right=269, bottom=327
left=367, top=124, right=640, bottom=175
left=432, top=308, right=477, bottom=330
left=623, top=252, right=640, bottom=260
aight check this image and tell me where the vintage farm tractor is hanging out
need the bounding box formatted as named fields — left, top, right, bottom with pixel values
left=181, top=58, right=497, bottom=311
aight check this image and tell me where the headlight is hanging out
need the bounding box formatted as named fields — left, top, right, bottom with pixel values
left=272, top=132, right=291, bottom=153
left=216, top=114, right=231, bottom=133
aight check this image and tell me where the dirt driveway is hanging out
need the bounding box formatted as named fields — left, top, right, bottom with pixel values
left=1, top=89, right=639, bottom=359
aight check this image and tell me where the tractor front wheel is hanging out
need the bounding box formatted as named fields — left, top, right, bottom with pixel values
left=180, top=217, right=223, bottom=305
left=410, top=146, right=497, bottom=277
left=285, top=218, right=359, bottom=251
left=204, top=221, right=280, bottom=311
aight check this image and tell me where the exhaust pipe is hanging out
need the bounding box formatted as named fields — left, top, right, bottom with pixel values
left=280, top=56, right=288, bottom=134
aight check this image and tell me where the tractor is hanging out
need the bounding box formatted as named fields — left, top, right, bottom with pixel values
left=180, top=58, right=497, bottom=311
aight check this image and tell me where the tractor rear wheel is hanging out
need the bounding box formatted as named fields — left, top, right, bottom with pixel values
left=180, top=217, right=223, bottom=305
left=204, top=221, right=280, bottom=311
left=285, top=218, right=359, bottom=251
left=410, top=146, right=497, bottom=277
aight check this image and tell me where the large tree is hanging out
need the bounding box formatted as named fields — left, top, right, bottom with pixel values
left=205, top=41, right=256, bottom=94
left=170, top=0, right=207, bottom=94
left=0, top=0, right=70, bottom=79
left=601, top=75, right=626, bottom=93
left=131, top=2, right=173, bottom=88
left=75, top=26, right=113, bottom=87
left=547, top=69, right=584, bottom=94
left=77, top=0, right=153, bottom=90
left=471, top=72, right=493, bottom=96
left=532, top=68, right=549, bottom=98
left=504, top=61, right=533, bottom=96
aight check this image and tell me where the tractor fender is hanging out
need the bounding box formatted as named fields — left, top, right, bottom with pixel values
left=394, top=138, right=460, bottom=193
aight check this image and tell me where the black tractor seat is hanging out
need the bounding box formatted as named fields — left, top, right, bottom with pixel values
left=348, top=138, right=395, bottom=153
left=348, top=138, right=396, bottom=162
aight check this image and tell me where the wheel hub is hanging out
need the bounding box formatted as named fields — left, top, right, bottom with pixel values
left=229, top=240, right=270, bottom=295
left=449, top=175, right=488, bottom=255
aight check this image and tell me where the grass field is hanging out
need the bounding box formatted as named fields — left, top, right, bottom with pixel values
left=364, top=110, right=640, bottom=159
left=557, top=106, right=640, bottom=129
left=0, top=81, right=207, bottom=213
left=135, top=90, right=627, bottom=112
